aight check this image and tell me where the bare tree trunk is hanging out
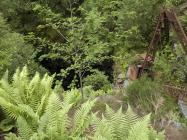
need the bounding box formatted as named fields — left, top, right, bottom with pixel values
left=78, top=71, right=84, bottom=100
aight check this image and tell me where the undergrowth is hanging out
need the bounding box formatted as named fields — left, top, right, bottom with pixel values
left=126, top=76, right=182, bottom=126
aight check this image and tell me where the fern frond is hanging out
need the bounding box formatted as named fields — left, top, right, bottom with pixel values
left=37, top=113, right=48, bottom=135
left=120, top=106, right=139, bottom=138
left=0, top=97, right=22, bottom=119
left=12, top=68, right=20, bottom=87
left=4, top=132, right=18, bottom=140
left=0, top=71, right=13, bottom=97
left=45, top=93, right=62, bottom=132
left=18, top=104, right=39, bottom=122
left=40, top=74, right=53, bottom=96
left=0, top=88, right=16, bottom=104
left=36, top=92, right=50, bottom=117
left=11, top=67, right=28, bottom=104
left=92, top=118, right=113, bottom=140
left=125, top=106, right=139, bottom=123
left=56, top=104, right=73, bottom=138
left=0, top=71, right=18, bottom=104
left=63, top=89, right=81, bottom=106
left=105, top=106, right=128, bottom=139
left=27, top=72, right=41, bottom=112
left=17, top=116, right=34, bottom=140
left=105, top=104, right=115, bottom=119
left=72, top=99, right=96, bottom=137
left=126, top=114, right=151, bottom=140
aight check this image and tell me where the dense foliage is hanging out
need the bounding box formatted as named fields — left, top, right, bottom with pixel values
left=0, top=0, right=186, bottom=88
left=83, top=70, right=111, bottom=91
left=0, top=0, right=187, bottom=139
left=0, top=15, right=46, bottom=77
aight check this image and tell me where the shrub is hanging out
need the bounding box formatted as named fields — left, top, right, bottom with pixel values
left=126, top=76, right=163, bottom=113
left=83, top=70, right=111, bottom=92
left=126, top=76, right=180, bottom=123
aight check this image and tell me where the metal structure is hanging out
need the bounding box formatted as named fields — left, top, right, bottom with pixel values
left=140, top=8, right=187, bottom=75
left=137, top=8, right=187, bottom=103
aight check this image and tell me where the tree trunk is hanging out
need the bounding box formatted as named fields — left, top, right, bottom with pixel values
left=78, top=71, right=84, bottom=100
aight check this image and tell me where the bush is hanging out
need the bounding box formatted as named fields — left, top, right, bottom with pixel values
left=126, top=76, right=163, bottom=113
left=82, top=86, right=106, bottom=99
left=126, top=76, right=180, bottom=123
left=83, top=70, right=111, bottom=92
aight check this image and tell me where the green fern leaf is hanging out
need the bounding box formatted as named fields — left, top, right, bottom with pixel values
left=127, top=114, right=151, bottom=140
left=72, top=99, right=96, bottom=137
left=17, top=116, right=34, bottom=140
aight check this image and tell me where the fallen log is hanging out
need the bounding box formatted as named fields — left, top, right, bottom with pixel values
left=164, top=85, right=187, bottom=101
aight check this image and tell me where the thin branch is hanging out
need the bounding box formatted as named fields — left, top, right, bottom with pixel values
left=81, top=69, right=87, bottom=77
left=54, top=28, right=69, bottom=42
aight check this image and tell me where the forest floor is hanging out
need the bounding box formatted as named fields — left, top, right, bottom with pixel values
left=165, top=126, right=187, bottom=140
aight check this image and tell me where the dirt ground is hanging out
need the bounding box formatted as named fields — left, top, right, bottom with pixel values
left=165, top=126, right=187, bottom=140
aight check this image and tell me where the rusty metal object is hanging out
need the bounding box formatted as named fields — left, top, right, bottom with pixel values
left=166, top=9, right=187, bottom=48
left=140, top=9, right=187, bottom=76
left=126, top=65, right=138, bottom=81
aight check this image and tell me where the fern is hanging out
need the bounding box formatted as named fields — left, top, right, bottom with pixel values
left=0, top=97, right=23, bottom=119
left=0, top=66, right=54, bottom=120
left=5, top=95, right=165, bottom=140
left=71, top=99, right=96, bottom=137
left=126, top=114, right=150, bottom=140
left=0, top=69, right=164, bottom=139
left=34, top=92, right=82, bottom=139
left=63, top=89, right=81, bottom=106
left=92, top=106, right=163, bottom=140
left=17, top=116, right=34, bottom=140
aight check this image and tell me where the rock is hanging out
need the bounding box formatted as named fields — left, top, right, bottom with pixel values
left=178, top=99, right=187, bottom=118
